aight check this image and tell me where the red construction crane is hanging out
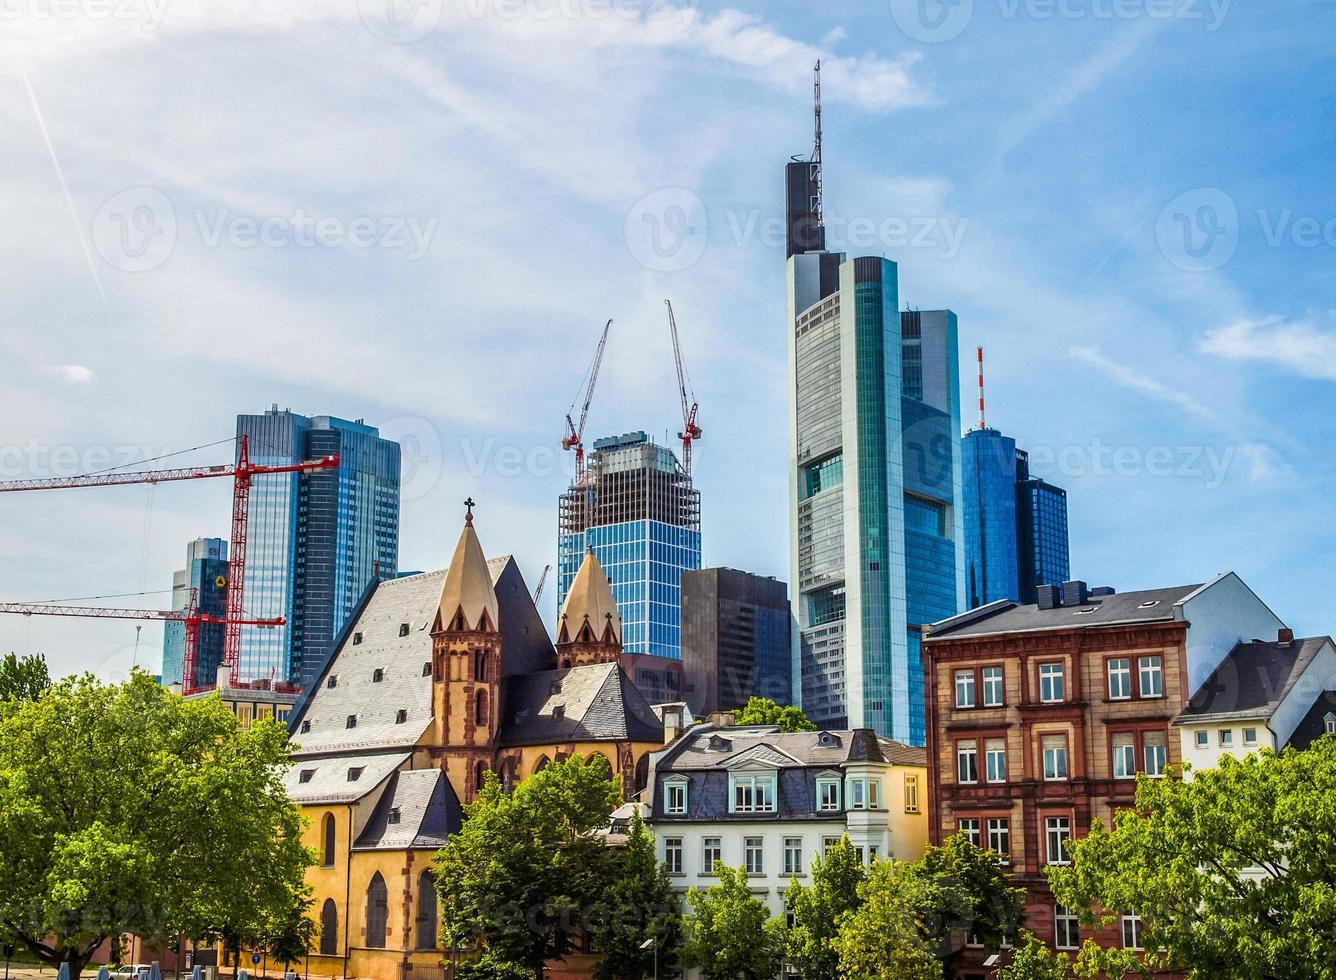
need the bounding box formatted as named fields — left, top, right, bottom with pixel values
left=0, top=434, right=339, bottom=692
left=562, top=318, right=612, bottom=483
left=664, top=299, right=702, bottom=476
left=0, top=589, right=284, bottom=691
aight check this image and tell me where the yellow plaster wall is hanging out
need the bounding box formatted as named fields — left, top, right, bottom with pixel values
left=883, top=763, right=931, bottom=862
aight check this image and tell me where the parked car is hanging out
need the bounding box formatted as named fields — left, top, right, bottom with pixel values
left=107, top=965, right=152, bottom=979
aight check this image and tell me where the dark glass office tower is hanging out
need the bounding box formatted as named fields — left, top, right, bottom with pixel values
left=235, top=408, right=400, bottom=687
left=161, top=537, right=229, bottom=688
left=681, top=567, right=790, bottom=716
left=962, top=429, right=1070, bottom=607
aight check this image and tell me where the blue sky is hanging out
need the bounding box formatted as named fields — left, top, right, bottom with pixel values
left=2, top=0, right=1333, bottom=680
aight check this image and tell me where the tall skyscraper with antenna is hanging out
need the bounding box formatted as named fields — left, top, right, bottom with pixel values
left=786, top=65, right=964, bottom=744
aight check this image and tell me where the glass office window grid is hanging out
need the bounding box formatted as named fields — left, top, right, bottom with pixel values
left=961, top=430, right=1022, bottom=609
left=1018, top=480, right=1070, bottom=603
left=161, top=538, right=229, bottom=688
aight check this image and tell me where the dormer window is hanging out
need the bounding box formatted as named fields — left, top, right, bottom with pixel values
left=729, top=773, right=777, bottom=813
left=395, top=709, right=408, bottom=724
left=707, top=735, right=732, bottom=753
left=346, top=714, right=357, bottom=729
left=352, top=632, right=363, bottom=646
left=1326, top=713, right=1336, bottom=736
left=816, top=775, right=842, bottom=812
left=552, top=705, right=565, bottom=720
left=298, top=769, right=314, bottom=784
left=327, top=675, right=338, bottom=690
left=347, top=767, right=364, bottom=782
left=387, top=807, right=401, bottom=825
left=399, top=623, right=410, bottom=637
left=372, top=668, right=384, bottom=683
left=422, top=662, right=432, bottom=677
left=664, top=778, right=689, bottom=815
left=816, top=731, right=841, bottom=748
left=300, top=720, right=311, bottom=734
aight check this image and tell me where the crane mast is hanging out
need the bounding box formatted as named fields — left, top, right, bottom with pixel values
left=664, top=299, right=702, bottom=477
left=562, top=319, right=612, bottom=483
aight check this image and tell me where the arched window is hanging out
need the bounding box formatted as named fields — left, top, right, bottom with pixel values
left=474, top=690, right=488, bottom=727
left=474, top=761, right=488, bottom=792
left=319, top=898, right=338, bottom=956
left=634, top=754, right=650, bottom=794
left=533, top=755, right=550, bottom=774
left=365, top=872, right=388, bottom=949
left=415, top=871, right=438, bottom=950
left=322, top=813, right=336, bottom=868
left=473, top=651, right=487, bottom=681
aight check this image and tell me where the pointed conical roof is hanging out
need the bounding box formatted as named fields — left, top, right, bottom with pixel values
left=437, top=513, right=499, bottom=632
left=558, top=549, right=622, bottom=645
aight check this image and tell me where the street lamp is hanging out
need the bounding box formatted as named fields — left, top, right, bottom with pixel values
left=639, top=937, right=657, bottom=980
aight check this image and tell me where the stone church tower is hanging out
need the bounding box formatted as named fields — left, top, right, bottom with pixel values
left=555, top=549, right=623, bottom=668
left=430, top=504, right=502, bottom=803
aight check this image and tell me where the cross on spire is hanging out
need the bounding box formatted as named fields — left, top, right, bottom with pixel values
left=464, top=497, right=476, bottom=525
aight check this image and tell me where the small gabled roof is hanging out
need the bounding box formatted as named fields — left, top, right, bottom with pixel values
left=1286, top=690, right=1336, bottom=750
left=499, top=662, right=664, bottom=747
left=1175, top=637, right=1334, bottom=724
left=354, top=768, right=462, bottom=851
left=285, top=750, right=410, bottom=805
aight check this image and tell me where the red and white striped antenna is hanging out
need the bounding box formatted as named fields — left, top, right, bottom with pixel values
left=977, top=346, right=987, bottom=430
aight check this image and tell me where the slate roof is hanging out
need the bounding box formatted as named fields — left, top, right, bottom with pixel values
left=285, top=750, right=411, bottom=805
left=353, top=768, right=462, bottom=851
left=499, top=661, right=664, bottom=747
left=1286, top=689, right=1336, bottom=751
left=926, top=584, right=1204, bottom=639
left=1175, top=637, right=1334, bottom=723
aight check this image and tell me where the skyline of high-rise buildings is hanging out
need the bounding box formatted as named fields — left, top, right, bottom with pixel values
left=160, top=536, right=229, bottom=689
left=235, top=408, right=401, bottom=687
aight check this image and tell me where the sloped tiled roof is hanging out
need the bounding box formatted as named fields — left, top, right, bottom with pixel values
left=285, top=750, right=410, bottom=805
left=499, top=662, right=664, bottom=747
left=354, top=768, right=462, bottom=851
left=1175, top=637, right=1334, bottom=723
left=1286, top=689, right=1336, bottom=750
left=557, top=550, right=622, bottom=644
left=927, top=584, right=1203, bottom=639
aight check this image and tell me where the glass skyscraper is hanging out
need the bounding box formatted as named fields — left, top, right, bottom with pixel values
left=787, top=251, right=964, bottom=745
left=557, top=432, right=701, bottom=660
left=161, top=537, right=228, bottom=688
left=236, top=409, right=400, bottom=687
left=962, top=428, right=1070, bottom=607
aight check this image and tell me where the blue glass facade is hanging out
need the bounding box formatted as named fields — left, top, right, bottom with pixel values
left=236, top=410, right=400, bottom=687
left=161, top=537, right=228, bottom=688
left=557, top=433, right=700, bottom=660
left=962, top=428, right=1071, bottom=607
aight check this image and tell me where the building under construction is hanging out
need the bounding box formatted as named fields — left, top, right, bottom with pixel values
left=557, top=431, right=700, bottom=664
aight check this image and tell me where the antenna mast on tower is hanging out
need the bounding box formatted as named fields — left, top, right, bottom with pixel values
left=811, top=60, right=823, bottom=226
left=977, top=346, right=987, bottom=431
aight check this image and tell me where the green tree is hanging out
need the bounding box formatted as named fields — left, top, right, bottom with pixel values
left=997, top=932, right=1070, bottom=980
left=0, top=653, right=49, bottom=703
left=435, top=754, right=620, bottom=980
left=592, top=811, right=682, bottom=980
left=265, top=887, right=316, bottom=971
left=730, top=696, right=816, bottom=733
left=833, top=860, right=946, bottom=980
left=784, top=836, right=865, bottom=979
left=0, top=671, right=311, bottom=978
left=913, top=833, right=1025, bottom=968
left=683, top=863, right=785, bottom=980
left=1049, top=741, right=1336, bottom=980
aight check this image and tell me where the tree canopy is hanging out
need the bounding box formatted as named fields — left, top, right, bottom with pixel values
left=1048, top=739, right=1336, bottom=980
left=730, top=697, right=816, bottom=733
left=683, top=863, right=785, bottom=980
left=785, top=836, right=865, bottom=980
left=832, top=859, right=946, bottom=979
left=592, top=810, right=682, bottom=980
left=0, top=671, right=311, bottom=977
left=434, top=754, right=621, bottom=980
left=0, top=653, right=49, bottom=703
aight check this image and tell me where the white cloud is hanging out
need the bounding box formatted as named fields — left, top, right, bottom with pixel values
left=1069, top=345, right=1218, bottom=426
left=1201, top=315, right=1336, bottom=381
left=44, top=364, right=94, bottom=383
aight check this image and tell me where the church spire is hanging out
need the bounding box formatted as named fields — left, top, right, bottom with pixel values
left=556, top=549, right=622, bottom=660
left=436, top=501, right=499, bottom=633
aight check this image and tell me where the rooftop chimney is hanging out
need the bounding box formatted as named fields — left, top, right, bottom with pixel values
left=1278, top=627, right=1295, bottom=648
left=1036, top=584, right=1060, bottom=610
left=216, top=665, right=230, bottom=692
left=1062, top=580, right=1089, bottom=606
left=1090, top=586, right=1116, bottom=597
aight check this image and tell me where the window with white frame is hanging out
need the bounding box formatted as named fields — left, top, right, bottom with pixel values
left=702, top=837, right=722, bottom=872
left=958, top=818, right=981, bottom=847
left=1107, top=658, right=1132, bottom=700
left=1055, top=905, right=1080, bottom=950
left=1219, top=729, right=1233, bottom=747
left=986, top=818, right=1010, bottom=857
left=1138, top=655, right=1163, bottom=697
left=816, top=776, right=842, bottom=811
left=1112, top=733, right=1136, bottom=778
left=982, top=666, right=1004, bottom=707
left=955, top=670, right=976, bottom=708
left=1122, top=914, right=1145, bottom=950
left=846, top=776, right=881, bottom=809
left=1143, top=731, right=1167, bottom=776
left=731, top=773, right=777, bottom=813
left=664, top=837, right=683, bottom=875
left=1039, top=662, right=1065, bottom=703
left=744, top=837, right=764, bottom=874
left=1195, top=730, right=1209, bottom=748
left=821, top=835, right=842, bottom=857
left=1042, top=735, right=1068, bottom=780
left=664, top=780, right=688, bottom=815
left=904, top=774, right=920, bottom=813
left=985, top=738, right=1007, bottom=783
left=1243, top=727, right=1258, bottom=745
left=957, top=741, right=979, bottom=784
left=1045, top=817, right=1071, bottom=865
left=783, top=837, right=803, bottom=875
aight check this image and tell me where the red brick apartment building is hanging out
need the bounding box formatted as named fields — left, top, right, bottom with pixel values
left=922, top=574, right=1286, bottom=975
